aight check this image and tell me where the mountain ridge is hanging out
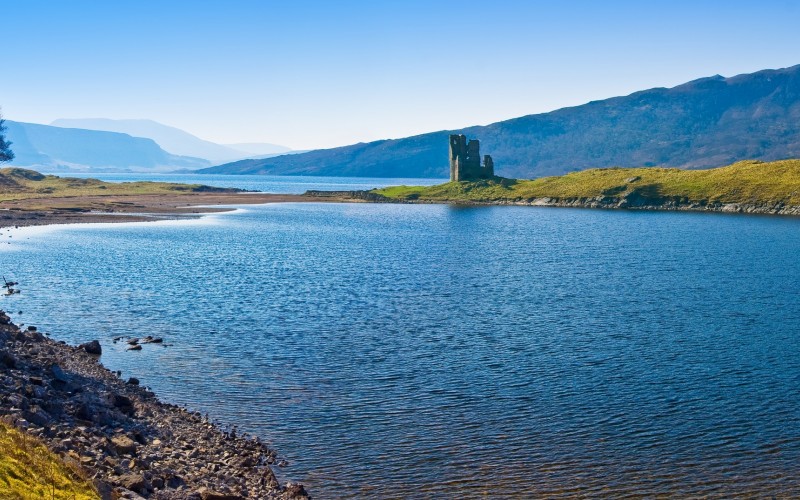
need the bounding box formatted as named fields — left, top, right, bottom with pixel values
left=50, top=118, right=290, bottom=163
left=5, top=121, right=209, bottom=172
left=200, top=64, right=800, bottom=178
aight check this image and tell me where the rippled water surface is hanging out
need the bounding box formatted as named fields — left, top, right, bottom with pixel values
left=58, top=171, right=445, bottom=193
left=2, top=200, right=800, bottom=498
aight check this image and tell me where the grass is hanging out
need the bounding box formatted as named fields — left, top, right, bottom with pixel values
left=0, top=422, right=98, bottom=500
left=0, top=168, right=235, bottom=202
left=373, top=159, right=800, bottom=206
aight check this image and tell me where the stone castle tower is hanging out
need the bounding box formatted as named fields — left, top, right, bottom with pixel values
left=449, top=134, right=494, bottom=182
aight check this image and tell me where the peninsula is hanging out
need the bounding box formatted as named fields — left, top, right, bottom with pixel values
left=371, top=159, right=800, bottom=215
left=0, top=168, right=352, bottom=228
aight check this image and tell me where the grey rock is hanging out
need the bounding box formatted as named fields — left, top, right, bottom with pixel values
left=79, top=340, right=102, bottom=355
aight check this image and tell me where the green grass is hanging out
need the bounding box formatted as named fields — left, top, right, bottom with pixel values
left=0, top=168, right=235, bottom=202
left=0, top=422, right=98, bottom=499
left=373, top=159, right=800, bottom=206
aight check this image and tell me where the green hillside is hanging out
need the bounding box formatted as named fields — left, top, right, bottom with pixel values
left=374, top=159, right=800, bottom=207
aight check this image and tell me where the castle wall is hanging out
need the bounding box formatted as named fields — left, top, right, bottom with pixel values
left=449, top=134, right=495, bottom=181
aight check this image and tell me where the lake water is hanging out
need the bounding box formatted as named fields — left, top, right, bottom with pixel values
left=2, top=177, right=800, bottom=497
left=54, top=171, right=445, bottom=194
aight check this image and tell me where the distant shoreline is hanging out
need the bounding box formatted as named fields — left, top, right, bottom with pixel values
left=305, top=189, right=800, bottom=216
left=0, top=191, right=362, bottom=229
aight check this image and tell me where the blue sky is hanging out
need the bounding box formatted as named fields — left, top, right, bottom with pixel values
left=2, top=0, right=799, bottom=149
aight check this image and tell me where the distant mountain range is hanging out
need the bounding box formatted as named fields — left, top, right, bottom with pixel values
left=5, top=121, right=209, bottom=172
left=4, top=118, right=294, bottom=172
left=50, top=118, right=291, bottom=163
left=200, top=64, right=800, bottom=178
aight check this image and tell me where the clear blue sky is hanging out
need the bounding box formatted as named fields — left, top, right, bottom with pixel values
left=2, top=0, right=799, bottom=149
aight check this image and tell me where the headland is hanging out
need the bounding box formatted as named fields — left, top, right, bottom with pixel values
left=370, top=159, right=800, bottom=215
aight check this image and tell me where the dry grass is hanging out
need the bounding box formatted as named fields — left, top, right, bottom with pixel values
left=0, top=422, right=98, bottom=500
left=374, top=159, right=800, bottom=206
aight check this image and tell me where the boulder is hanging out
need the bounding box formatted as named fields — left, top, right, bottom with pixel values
left=117, top=472, right=147, bottom=493
left=284, top=483, right=309, bottom=498
left=113, top=394, right=134, bottom=409
left=198, top=488, right=246, bottom=500
left=79, top=340, right=102, bottom=355
left=0, top=350, right=17, bottom=368
left=127, top=344, right=142, bottom=351
left=126, top=377, right=140, bottom=386
left=111, top=435, right=138, bottom=455
left=50, top=364, right=69, bottom=383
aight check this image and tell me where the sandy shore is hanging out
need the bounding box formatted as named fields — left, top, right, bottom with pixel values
left=0, top=192, right=344, bottom=229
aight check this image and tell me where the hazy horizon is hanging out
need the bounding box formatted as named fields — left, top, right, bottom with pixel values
left=2, top=0, right=800, bottom=150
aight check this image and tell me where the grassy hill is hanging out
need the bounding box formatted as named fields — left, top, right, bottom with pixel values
left=0, top=422, right=98, bottom=499
left=0, top=168, right=237, bottom=202
left=374, top=159, right=800, bottom=207
left=202, top=65, right=800, bottom=178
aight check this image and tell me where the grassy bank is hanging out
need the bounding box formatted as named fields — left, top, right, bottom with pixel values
left=0, top=422, right=98, bottom=499
left=374, top=159, right=800, bottom=207
left=0, top=168, right=236, bottom=202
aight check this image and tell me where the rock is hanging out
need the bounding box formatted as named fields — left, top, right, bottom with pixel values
left=73, top=403, right=93, bottom=422
left=113, top=394, right=134, bottom=409
left=198, top=488, right=246, bottom=500
left=27, top=325, right=37, bottom=332
left=127, top=344, right=142, bottom=351
left=151, top=476, right=165, bottom=489
left=50, top=364, right=69, bottom=383
left=117, top=472, right=147, bottom=493
left=111, top=435, right=139, bottom=455
left=127, top=338, right=139, bottom=345
left=29, top=376, right=43, bottom=386
left=126, top=377, right=140, bottom=385
left=93, top=479, right=116, bottom=500
left=23, top=407, right=52, bottom=427
left=79, top=340, right=102, bottom=355
left=284, top=482, right=309, bottom=498
left=0, top=350, right=16, bottom=368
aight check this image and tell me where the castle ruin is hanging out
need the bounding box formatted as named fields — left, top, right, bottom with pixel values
left=449, top=134, right=494, bottom=182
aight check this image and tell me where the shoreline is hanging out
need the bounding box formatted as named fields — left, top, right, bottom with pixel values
left=0, top=310, right=308, bottom=499
left=0, top=192, right=363, bottom=229
left=397, top=196, right=800, bottom=215
left=3, top=189, right=800, bottom=231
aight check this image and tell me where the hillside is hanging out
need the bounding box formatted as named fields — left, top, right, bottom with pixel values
left=4, top=121, right=210, bottom=172
left=51, top=118, right=290, bottom=163
left=202, top=64, right=800, bottom=178
left=0, top=168, right=236, bottom=202
left=373, top=159, right=800, bottom=209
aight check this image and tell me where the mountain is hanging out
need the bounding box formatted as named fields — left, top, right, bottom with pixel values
left=4, top=121, right=209, bottom=172
left=50, top=118, right=290, bottom=163
left=223, top=142, right=292, bottom=157
left=200, top=65, right=800, bottom=178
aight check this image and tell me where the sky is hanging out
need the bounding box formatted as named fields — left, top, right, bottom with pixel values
left=2, top=0, right=800, bottom=150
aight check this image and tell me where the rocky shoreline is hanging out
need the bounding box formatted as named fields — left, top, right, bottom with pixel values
left=0, top=311, right=308, bottom=499
left=334, top=191, right=800, bottom=216
left=465, top=196, right=800, bottom=215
